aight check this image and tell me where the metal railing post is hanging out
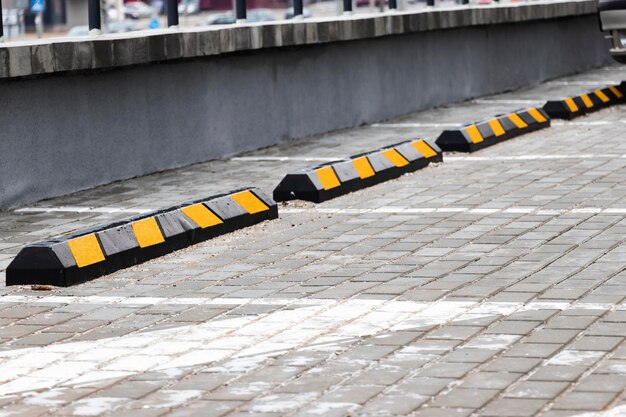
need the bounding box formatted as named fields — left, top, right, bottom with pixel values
left=167, top=0, right=178, bottom=27
left=236, top=0, right=246, bottom=22
left=426, top=0, right=434, bottom=6
left=343, top=0, right=352, bottom=14
left=88, top=0, right=102, bottom=34
left=462, top=0, right=468, bottom=4
left=293, top=0, right=303, bottom=18
left=0, top=0, right=4, bottom=42
left=388, top=0, right=397, bottom=10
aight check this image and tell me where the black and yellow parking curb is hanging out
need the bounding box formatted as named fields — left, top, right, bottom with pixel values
left=435, top=108, right=550, bottom=153
left=273, top=139, right=442, bottom=203
left=542, top=85, right=625, bottom=119
left=6, top=188, right=278, bottom=287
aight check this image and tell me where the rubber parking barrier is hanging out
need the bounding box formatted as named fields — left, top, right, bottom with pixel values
left=435, top=108, right=550, bottom=153
left=542, top=85, right=624, bottom=119
left=6, top=188, right=278, bottom=287
left=273, top=139, right=442, bottom=203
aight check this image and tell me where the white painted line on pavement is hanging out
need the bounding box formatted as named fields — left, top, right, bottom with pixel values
left=446, top=154, right=624, bottom=161
left=370, top=122, right=463, bottom=128
left=566, top=405, right=626, bottom=417
left=15, top=204, right=626, bottom=217
left=0, top=295, right=337, bottom=306
left=372, top=119, right=619, bottom=130
left=471, top=99, right=544, bottom=104
left=571, top=208, right=603, bottom=214
left=15, top=207, right=151, bottom=215
left=231, top=156, right=339, bottom=162
left=546, top=80, right=619, bottom=86
left=603, top=208, right=626, bottom=214
left=552, top=121, right=613, bottom=126
left=281, top=206, right=626, bottom=216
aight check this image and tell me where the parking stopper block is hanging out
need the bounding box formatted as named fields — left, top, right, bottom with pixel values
left=272, top=139, right=442, bottom=203
left=6, top=188, right=278, bottom=287
left=435, top=108, right=550, bottom=153
left=542, top=85, right=625, bottom=119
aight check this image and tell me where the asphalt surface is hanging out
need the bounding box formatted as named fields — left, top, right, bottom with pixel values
left=1, top=65, right=626, bottom=416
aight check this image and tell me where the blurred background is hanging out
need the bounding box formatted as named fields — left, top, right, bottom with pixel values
left=1, top=0, right=528, bottom=41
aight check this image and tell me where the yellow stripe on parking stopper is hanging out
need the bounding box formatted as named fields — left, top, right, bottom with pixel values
left=382, top=149, right=409, bottom=167
left=132, top=217, right=165, bottom=248
left=68, top=233, right=105, bottom=268
left=609, top=86, right=623, bottom=99
left=411, top=140, right=437, bottom=158
left=528, top=108, right=548, bottom=123
left=488, top=119, right=505, bottom=137
left=564, top=98, right=578, bottom=112
left=181, top=204, right=223, bottom=229
left=465, top=125, right=483, bottom=143
left=231, top=190, right=270, bottom=214
left=352, top=157, right=375, bottom=179
left=594, top=89, right=610, bottom=103
left=580, top=94, right=593, bottom=108
left=315, top=166, right=341, bottom=191
left=508, top=114, right=528, bottom=129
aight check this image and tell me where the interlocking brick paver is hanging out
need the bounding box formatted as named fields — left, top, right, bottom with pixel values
left=527, top=365, right=587, bottom=382
left=482, top=398, right=547, bottom=416
left=431, top=388, right=500, bottom=408
left=551, top=391, right=617, bottom=411
left=1, top=66, right=626, bottom=416
left=503, top=343, right=563, bottom=359
left=504, top=381, right=569, bottom=399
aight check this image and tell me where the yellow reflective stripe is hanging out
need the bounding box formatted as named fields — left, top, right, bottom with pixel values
left=231, top=190, right=269, bottom=214
left=609, top=86, right=623, bottom=98
left=466, top=125, right=483, bottom=143
left=528, top=108, right=548, bottom=123
left=132, top=217, right=165, bottom=248
left=564, top=98, right=578, bottom=112
left=580, top=94, right=594, bottom=108
left=352, top=157, right=375, bottom=179
left=411, top=140, right=437, bottom=158
left=488, top=119, right=505, bottom=137
left=315, top=166, right=341, bottom=191
left=181, top=204, right=223, bottom=229
left=67, top=234, right=105, bottom=268
left=594, top=89, right=610, bottom=103
left=507, top=113, right=528, bottom=129
left=580, top=94, right=593, bottom=108
left=382, top=149, right=409, bottom=167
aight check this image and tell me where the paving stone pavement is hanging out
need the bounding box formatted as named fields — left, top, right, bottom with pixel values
left=1, top=65, right=626, bottom=416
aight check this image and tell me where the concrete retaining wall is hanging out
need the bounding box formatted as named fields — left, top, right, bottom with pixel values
left=0, top=1, right=612, bottom=208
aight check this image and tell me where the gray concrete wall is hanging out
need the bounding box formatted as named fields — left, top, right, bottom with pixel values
left=0, top=8, right=612, bottom=208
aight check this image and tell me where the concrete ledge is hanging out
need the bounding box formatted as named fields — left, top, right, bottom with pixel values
left=0, top=0, right=600, bottom=79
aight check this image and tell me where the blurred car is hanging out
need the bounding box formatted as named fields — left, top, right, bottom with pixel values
left=206, top=9, right=274, bottom=25
left=285, top=7, right=312, bottom=18
left=67, top=25, right=89, bottom=36
left=355, top=0, right=384, bottom=7
left=247, top=9, right=275, bottom=22
left=178, top=0, right=200, bottom=14
left=67, top=21, right=142, bottom=36
left=206, top=12, right=236, bottom=24
left=599, top=0, right=626, bottom=63
left=107, top=20, right=142, bottom=32
left=124, top=2, right=155, bottom=19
